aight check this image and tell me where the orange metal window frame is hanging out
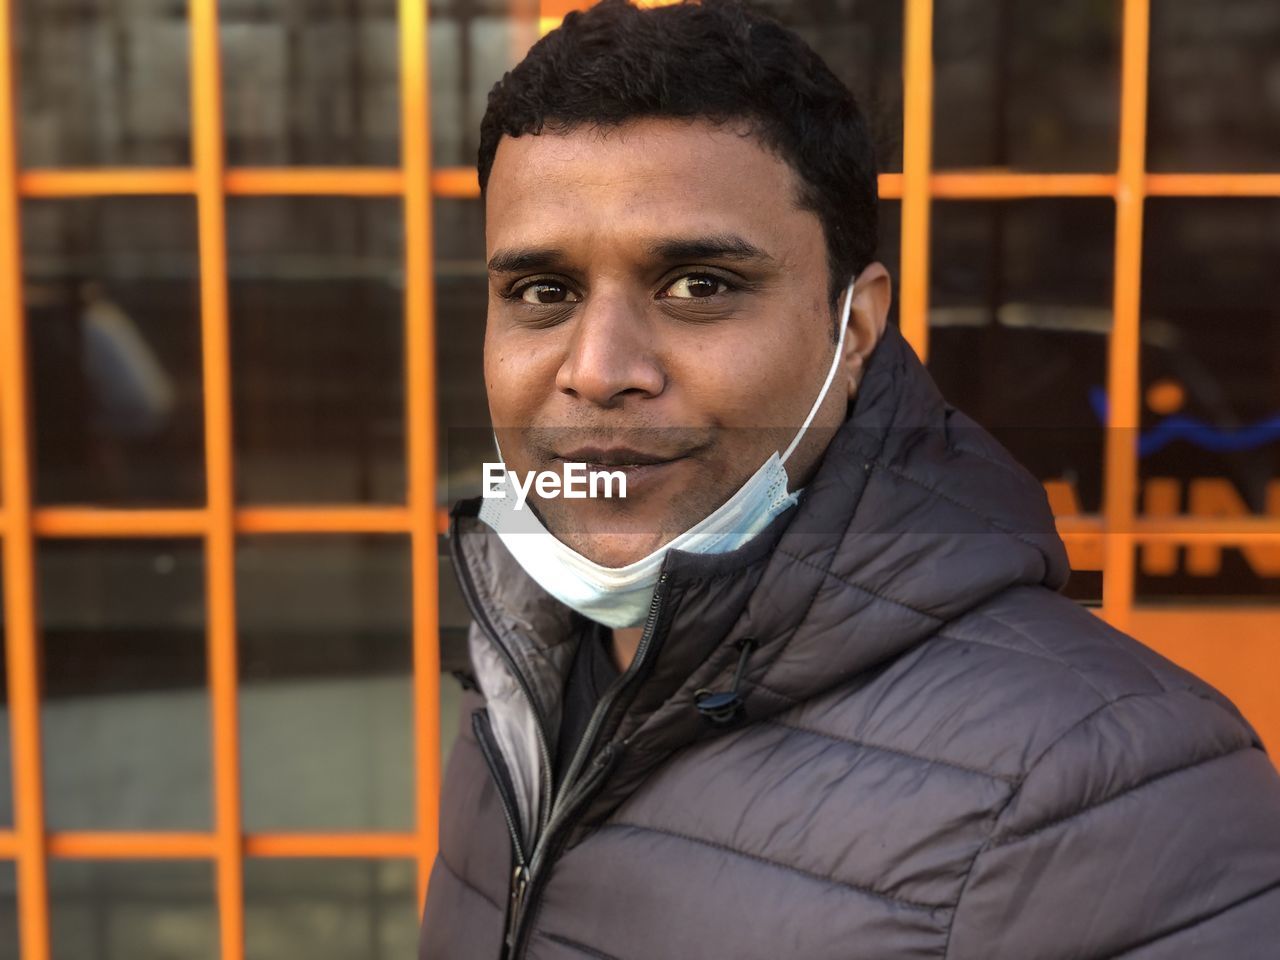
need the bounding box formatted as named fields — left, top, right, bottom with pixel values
left=0, top=0, right=1276, bottom=957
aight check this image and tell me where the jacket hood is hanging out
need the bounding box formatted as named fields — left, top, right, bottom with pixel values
left=452, top=319, right=1070, bottom=824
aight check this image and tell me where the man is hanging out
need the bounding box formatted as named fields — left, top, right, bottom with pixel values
left=420, top=1, right=1280, bottom=957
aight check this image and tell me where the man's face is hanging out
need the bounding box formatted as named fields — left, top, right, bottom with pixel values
left=484, top=117, right=889, bottom=566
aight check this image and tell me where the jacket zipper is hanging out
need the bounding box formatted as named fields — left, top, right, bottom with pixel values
left=454, top=513, right=677, bottom=959
left=472, top=709, right=530, bottom=955
left=550, top=573, right=670, bottom=811
left=508, top=572, right=674, bottom=959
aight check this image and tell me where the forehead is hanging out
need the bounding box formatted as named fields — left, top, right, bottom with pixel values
left=483, top=117, right=815, bottom=258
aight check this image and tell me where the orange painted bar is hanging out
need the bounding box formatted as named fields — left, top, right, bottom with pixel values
left=0, top=0, right=53, bottom=954
left=24, top=167, right=413, bottom=199
left=189, top=2, right=246, bottom=958
left=17, top=167, right=1280, bottom=204
left=0, top=833, right=423, bottom=861
left=225, top=167, right=404, bottom=196
left=31, top=505, right=441, bottom=537
left=34, top=507, right=209, bottom=537
left=877, top=172, right=903, bottom=199
left=400, top=0, right=444, bottom=911
left=245, top=833, right=419, bottom=858
left=1146, top=173, right=1280, bottom=196
left=433, top=166, right=482, bottom=198
left=931, top=172, right=1117, bottom=198
left=539, top=0, right=583, bottom=17
left=47, top=832, right=219, bottom=859
left=24, top=504, right=1280, bottom=543
left=899, top=0, right=933, bottom=362
left=1132, top=523, right=1280, bottom=541
left=20, top=168, right=197, bottom=196
left=1101, top=0, right=1150, bottom=632
left=236, top=506, right=414, bottom=534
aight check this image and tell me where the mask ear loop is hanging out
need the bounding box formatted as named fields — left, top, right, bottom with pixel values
left=780, top=277, right=858, bottom=466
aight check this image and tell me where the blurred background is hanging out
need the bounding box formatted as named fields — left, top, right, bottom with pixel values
left=0, top=0, right=1276, bottom=957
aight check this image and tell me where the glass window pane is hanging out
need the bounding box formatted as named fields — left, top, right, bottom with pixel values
left=753, top=0, right=904, bottom=173
left=0, top=863, right=24, bottom=959
left=933, top=0, right=1122, bottom=171
left=23, top=197, right=206, bottom=507
left=431, top=0, right=541, bottom=169
left=221, top=0, right=400, bottom=166
left=1148, top=0, right=1280, bottom=173
left=436, top=1, right=903, bottom=174
left=49, top=861, right=217, bottom=960
left=244, top=858, right=418, bottom=960
left=16, top=0, right=190, bottom=168
left=927, top=199, right=1115, bottom=515
left=39, top=539, right=210, bottom=831
left=238, top=536, right=412, bottom=831
left=1136, top=198, right=1280, bottom=602
left=437, top=198, right=490, bottom=502
left=228, top=197, right=405, bottom=504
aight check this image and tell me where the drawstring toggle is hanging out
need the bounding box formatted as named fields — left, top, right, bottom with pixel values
left=695, top=638, right=757, bottom=726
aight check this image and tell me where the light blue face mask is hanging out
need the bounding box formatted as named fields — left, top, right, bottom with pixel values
left=479, top=277, right=858, bottom=628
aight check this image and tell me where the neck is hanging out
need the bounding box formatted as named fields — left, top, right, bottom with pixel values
left=611, top=626, right=644, bottom=672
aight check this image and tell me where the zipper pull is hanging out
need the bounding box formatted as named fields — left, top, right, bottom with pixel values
left=505, top=863, right=529, bottom=951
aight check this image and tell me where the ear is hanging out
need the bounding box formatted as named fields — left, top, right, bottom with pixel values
left=841, top=262, right=892, bottom=399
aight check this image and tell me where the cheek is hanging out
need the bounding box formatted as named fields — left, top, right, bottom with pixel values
left=483, top=337, right=522, bottom=422
left=484, top=331, right=561, bottom=422
left=662, top=328, right=782, bottom=426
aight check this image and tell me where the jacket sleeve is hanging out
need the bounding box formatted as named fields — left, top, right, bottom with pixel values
left=945, top=688, right=1280, bottom=960
left=418, top=684, right=509, bottom=960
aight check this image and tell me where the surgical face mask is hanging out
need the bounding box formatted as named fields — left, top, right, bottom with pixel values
left=479, top=277, right=859, bottom=628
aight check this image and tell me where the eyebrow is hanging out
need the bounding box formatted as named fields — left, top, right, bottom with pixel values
left=486, top=233, right=776, bottom=276
left=486, top=246, right=568, bottom=275
left=647, top=233, right=775, bottom=265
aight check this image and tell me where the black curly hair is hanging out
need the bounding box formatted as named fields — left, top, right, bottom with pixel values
left=477, top=0, right=880, bottom=311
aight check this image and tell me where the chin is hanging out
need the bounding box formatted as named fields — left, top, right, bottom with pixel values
left=555, top=529, right=672, bottom=569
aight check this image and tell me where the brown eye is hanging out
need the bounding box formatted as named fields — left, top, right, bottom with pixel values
left=519, top=281, right=577, bottom=305
left=664, top=275, right=727, bottom=299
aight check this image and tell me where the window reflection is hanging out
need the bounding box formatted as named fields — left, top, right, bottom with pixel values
left=1149, top=0, right=1280, bottom=172
left=244, top=859, right=418, bottom=960
left=237, top=535, right=413, bottom=831
left=933, top=0, right=1121, bottom=171
left=24, top=198, right=206, bottom=507
left=16, top=0, right=190, bottom=167
left=1136, top=199, right=1280, bottom=601
left=38, top=539, right=210, bottom=831
left=0, top=863, right=22, bottom=960
left=927, top=199, right=1114, bottom=515
left=436, top=199, right=490, bottom=501
left=430, top=0, right=541, bottom=168
left=753, top=0, right=904, bottom=171
left=47, top=861, right=217, bottom=960
left=221, top=0, right=400, bottom=166
left=228, top=197, right=405, bottom=505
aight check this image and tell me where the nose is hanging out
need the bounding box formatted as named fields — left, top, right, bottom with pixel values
left=555, top=292, right=665, bottom=407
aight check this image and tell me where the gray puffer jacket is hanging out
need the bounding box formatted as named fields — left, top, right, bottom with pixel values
left=420, top=321, right=1280, bottom=960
